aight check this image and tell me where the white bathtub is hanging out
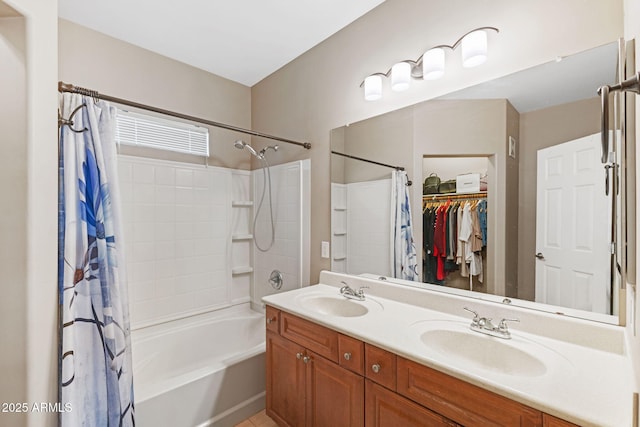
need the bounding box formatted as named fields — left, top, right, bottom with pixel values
left=132, top=304, right=266, bottom=427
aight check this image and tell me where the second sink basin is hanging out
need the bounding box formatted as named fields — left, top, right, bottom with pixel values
left=296, top=293, right=383, bottom=317
left=414, top=320, right=572, bottom=378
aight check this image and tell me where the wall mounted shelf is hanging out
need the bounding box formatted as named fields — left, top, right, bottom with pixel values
left=232, top=201, right=254, bottom=207
left=232, top=234, right=254, bottom=241
left=232, top=266, right=254, bottom=275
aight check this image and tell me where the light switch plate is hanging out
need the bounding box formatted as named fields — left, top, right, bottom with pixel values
left=508, top=136, right=517, bottom=159
left=321, top=241, right=330, bottom=258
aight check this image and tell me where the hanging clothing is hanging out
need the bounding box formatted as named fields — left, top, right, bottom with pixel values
left=391, top=170, right=418, bottom=281
left=433, top=201, right=450, bottom=281
left=423, top=206, right=440, bottom=284
left=423, top=195, right=486, bottom=285
left=59, top=93, right=135, bottom=427
left=477, top=199, right=488, bottom=246
left=468, top=204, right=484, bottom=282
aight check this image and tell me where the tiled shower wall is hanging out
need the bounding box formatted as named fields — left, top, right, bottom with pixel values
left=253, top=160, right=310, bottom=306
left=118, top=155, right=309, bottom=328
left=119, top=156, right=234, bottom=328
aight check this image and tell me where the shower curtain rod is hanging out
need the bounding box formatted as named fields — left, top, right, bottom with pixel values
left=331, top=150, right=412, bottom=186
left=331, top=150, right=405, bottom=171
left=58, top=81, right=312, bottom=150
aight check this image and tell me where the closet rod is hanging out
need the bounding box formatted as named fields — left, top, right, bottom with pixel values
left=423, top=192, right=487, bottom=200
left=58, top=81, right=312, bottom=150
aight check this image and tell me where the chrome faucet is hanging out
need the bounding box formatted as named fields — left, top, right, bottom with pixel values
left=463, top=307, right=519, bottom=339
left=340, top=281, right=368, bottom=301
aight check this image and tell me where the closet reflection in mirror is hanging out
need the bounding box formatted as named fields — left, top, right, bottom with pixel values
left=330, top=41, right=625, bottom=322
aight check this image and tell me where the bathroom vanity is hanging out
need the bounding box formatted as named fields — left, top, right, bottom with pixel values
left=263, top=271, right=635, bottom=427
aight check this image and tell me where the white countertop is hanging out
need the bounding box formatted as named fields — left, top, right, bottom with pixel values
left=262, top=271, right=636, bottom=427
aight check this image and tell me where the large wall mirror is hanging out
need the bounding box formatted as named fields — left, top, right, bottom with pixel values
left=330, top=40, right=635, bottom=324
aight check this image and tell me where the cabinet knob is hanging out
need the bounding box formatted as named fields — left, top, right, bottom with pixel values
left=296, top=352, right=303, bottom=360
left=266, top=316, right=275, bottom=324
left=343, top=352, right=352, bottom=361
left=303, top=355, right=313, bottom=364
left=371, top=363, right=381, bottom=373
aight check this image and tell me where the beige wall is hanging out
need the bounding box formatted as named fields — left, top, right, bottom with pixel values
left=0, top=0, right=58, bottom=426
left=0, top=14, right=27, bottom=426
left=517, top=97, right=601, bottom=300
left=339, top=106, right=413, bottom=184
left=58, top=19, right=252, bottom=171
left=252, top=0, right=624, bottom=284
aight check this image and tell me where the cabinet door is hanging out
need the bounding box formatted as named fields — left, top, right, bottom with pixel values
left=266, top=331, right=306, bottom=427
left=397, top=357, right=542, bottom=426
left=306, top=350, right=364, bottom=427
left=365, top=380, right=455, bottom=427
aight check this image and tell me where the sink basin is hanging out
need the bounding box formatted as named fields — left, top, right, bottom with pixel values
left=421, top=328, right=546, bottom=377
left=296, top=293, right=383, bottom=317
left=414, top=321, right=569, bottom=378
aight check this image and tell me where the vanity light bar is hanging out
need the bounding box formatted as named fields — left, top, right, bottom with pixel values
left=360, top=26, right=499, bottom=101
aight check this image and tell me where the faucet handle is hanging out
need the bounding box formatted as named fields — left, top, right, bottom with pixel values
left=357, top=286, right=369, bottom=294
left=463, top=307, right=479, bottom=323
left=498, top=318, right=520, bottom=331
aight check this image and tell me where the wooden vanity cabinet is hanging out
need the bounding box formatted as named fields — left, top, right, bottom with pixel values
left=266, top=311, right=364, bottom=427
left=266, top=306, right=579, bottom=427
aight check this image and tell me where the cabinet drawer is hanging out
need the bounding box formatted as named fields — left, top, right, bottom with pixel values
left=280, top=312, right=339, bottom=362
left=365, top=344, right=396, bottom=391
left=338, top=334, right=364, bottom=375
left=265, top=306, right=280, bottom=334
left=397, top=357, right=542, bottom=426
left=365, top=380, right=455, bottom=427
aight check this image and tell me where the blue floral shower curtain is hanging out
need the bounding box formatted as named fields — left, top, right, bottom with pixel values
left=58, top=93, right=134, bottom=426
left=391, top=170, right=418, bottom=281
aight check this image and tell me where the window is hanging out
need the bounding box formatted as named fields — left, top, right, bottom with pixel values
left=115, top=109, right=209, bottom=157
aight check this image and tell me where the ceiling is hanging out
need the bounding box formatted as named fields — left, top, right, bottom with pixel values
left=58, top=0, right=386, bottom=87
left=440, top=42, right=618, bottom=113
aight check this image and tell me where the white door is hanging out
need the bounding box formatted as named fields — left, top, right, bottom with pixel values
left=535, top=133, right=612, bottom=314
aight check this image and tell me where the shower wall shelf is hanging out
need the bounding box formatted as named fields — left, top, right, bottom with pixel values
left=231, top=170, right=253, bottom=303
left=331, top=183, right=348, bottom=273
left=232, top=266, right=254, bottom=275
left=232, top=234, right=254, bottom=241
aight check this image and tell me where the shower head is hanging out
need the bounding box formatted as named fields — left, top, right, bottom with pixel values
left=234, top=140, right=260, bottom=158
left=259, top=145, right=279, bottom=156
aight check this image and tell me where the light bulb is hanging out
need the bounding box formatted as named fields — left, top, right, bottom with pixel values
left=461, top=30, right=488, bottom=68
left=364, top=74, right=382, bottom=101
left=422, top=48, right=445, bottom=80
left=391, top=62, right=411, bottom=92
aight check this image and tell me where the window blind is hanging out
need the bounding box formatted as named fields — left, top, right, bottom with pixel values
left=115, top=109, right=209, bottom=157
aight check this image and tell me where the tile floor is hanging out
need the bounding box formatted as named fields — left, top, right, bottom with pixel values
left=234, top=409, right=278, bottom=427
